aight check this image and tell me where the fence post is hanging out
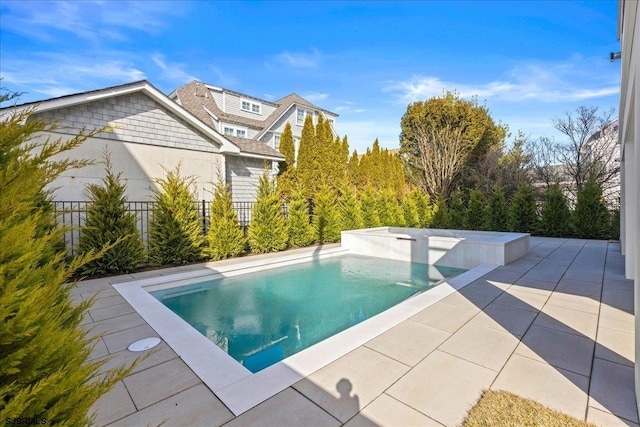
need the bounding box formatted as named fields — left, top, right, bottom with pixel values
left=202, top=199, right=207, bottom=235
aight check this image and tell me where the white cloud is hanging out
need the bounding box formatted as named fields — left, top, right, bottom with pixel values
left=383, top=57, right=619, bottom=104
left=1, top=1, right=182, bottom=43
left=274, top=49, right=322, bottom=69
left=303, top=92, right=329, bottom=102
left=152, top=54, right=197, bottom=84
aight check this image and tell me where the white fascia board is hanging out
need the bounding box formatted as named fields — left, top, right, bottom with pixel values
left=230, top=152, right=284, bottom=162
left=202, top=105, right=219, bottom=121
left=205, top=84, right=223, bottom=92
left=255, top=103, right=296, bottom=140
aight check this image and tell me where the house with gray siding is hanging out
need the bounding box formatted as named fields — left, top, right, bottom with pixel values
left=170, top=81, right=338, bottom=201
left=0, top=80, right=284, bottom=203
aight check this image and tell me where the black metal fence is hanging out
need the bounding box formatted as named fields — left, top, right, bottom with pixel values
left=52, top=200, right=288, bottom=257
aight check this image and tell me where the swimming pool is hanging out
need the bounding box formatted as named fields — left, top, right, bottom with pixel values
left=151, top=254, right=465, bottom=373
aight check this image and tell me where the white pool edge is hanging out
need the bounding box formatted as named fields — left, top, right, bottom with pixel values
left=113, top=247, right=497, bottom=416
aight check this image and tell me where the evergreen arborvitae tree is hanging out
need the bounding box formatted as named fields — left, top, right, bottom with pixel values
left=610, top=209, right=620, bottom=240
left=149, top=166, right=206, bottom=266
left=296, top=115, right=319, bottom=198
left=408, top=188, right=433, bottom=227
left=376, top=191, right=406, bottom=227
left=447, top=191, right=466, bottom=229
left=78, top=154, right=144, bottom=276
left=463, top=188, right=487, bottom=230
left=207, top=179, right=246, bottom=260
left=571, top=178, right=610, bottom=238
left=287, top=186, right=314, bottom=247
left=1, top=97, right=128, bottom=425
left=249, top=170, right=288, bottom=252
left=430, top=196, right=450, bottom=229
left=313, top=184, right=342, bottom=243
left=509, top=182, right=539, bottom=233
left=484, top=185, right=509, bottom=231
left=360, top=186, right=381, bottom=228
left=339, top=184, right=364, bottom=231
left=277, top=123, right=296, bottom=199
left=539, top=183, right=572, bottom=237
left=402, top=195, right=421, bottom=228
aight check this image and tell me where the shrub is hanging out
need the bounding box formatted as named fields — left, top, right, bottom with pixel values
left=0, top=97, right=128, bottom=425
left=610, top=209, right=620, bottom=240
left=484, top=186, right=509, bottom=231
left=509, top=182, right=539, bottom=233
left=571, top=178, right=610, bottom=238
left=287, top=186, right=314, bottom=247
left=312, top=184, right=342, bottom=243
left=430, top=196, right=449, bottom=229
left=339, top=185, right=364, bottom=231
left=249, top=170, right=288, bottom=252
left=539, top=183, right=571, bottom=237
left=377, top=191, right=405, bottom=227
left=447, top=190, right=466, bottom=229
left=402, top=195, right=421, bottom=228
left=360, top=186, right=381, bottom=228
left=77, top=154, right=144, bottom=276
left=207, top=179, right=246, bottom=260
left=408, top=188, right=433, bottom=227
left=148, top=166, right=206, bottom=266
left=464, top=188, right=486, bottom=230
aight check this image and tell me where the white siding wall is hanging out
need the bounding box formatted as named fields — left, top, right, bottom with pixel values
left=218, top=92, right=276, bottom=119
left=225, top=156, right=277, bottom=203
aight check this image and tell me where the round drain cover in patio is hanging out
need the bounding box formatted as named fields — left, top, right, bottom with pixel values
left=128, top=337, right=161, bottom=352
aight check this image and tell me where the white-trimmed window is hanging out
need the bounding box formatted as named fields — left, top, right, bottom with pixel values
left=296, top=107, right=316, bottom=125
left=222, top=125, right=248, bottom=138
left=273, top=134, right=281, bottom=151
left=328, top=118, right=335, bottom=128
left=241, top=99, right=262, bottom=115
left=236, top=129, right=246, bottom=138
left=223, top=127, right=234, bottom=136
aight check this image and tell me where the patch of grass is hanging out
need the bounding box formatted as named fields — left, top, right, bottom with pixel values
left=463, top=390, right=597, bottom=427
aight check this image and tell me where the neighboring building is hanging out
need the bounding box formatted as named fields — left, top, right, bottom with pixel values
left=170, top=81, right=339, bottom=200
left=617, top=0, right=640, bottom=415
left=0, top=80, right=284, bottom=203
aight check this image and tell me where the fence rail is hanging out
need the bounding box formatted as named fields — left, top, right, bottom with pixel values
left=52, top=200, right=288, bottom=258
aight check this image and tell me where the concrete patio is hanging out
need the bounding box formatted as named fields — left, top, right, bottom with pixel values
left=78, top=236, right=637, bottom=426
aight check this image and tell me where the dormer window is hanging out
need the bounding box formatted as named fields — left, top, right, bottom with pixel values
left=296, top=107, right=316, bottom=125
left=241, top=99, right=261, bottom=115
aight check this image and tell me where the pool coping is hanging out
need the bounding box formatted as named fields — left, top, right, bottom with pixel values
left=113, top=245, right=497, bottom=416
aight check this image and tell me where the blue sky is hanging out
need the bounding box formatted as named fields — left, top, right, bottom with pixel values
left=0, top=1, right=620, bottom=154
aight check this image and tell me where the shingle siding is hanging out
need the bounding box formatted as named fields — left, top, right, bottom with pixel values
left=33, top=92, right=219, bottom=153
left=225, top=156, right=277, bottom=203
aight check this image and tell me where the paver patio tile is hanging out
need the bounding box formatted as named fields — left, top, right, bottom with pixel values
left=471, top=303, right=537, bottom=337
left=545, top=292, right=600, bottom=314
left=477, top=268, right=524, bottom=286
left=602, top=289, right=634, bottom=313
left=293, top=346, right=409, bottom=423
left=364, top=319, right=450, bottom=367
left=587, top=407, right=639, bottom=427
left=599, top=305, right=634, bottom=333
left=461, top=277, right=510, bottom=294
left=499, top=257, right=540, bottom=273
left=102, top=324, right=159, bottom=354
left=344, top=393, right=442, bottom=427
left=410, top=301, right=479, bottom=333
left=534, top=304, right=598, bottom=339
left=108, top=384, right=234, bottom=427
left=81, top=286, right=120, bottom=300
left=90, top=302, right=136, bottom=322
left=90, top=294, right=129, bottom=310
left=88, top=337, right=109, bottom=361
left=123, top=358, right=201, bottom=410
left=588, top=358, right=639, bottom=423
left=90, top=381, right=136, bottom=426
left=521, top=265, right=567, bottom=284
left=387, top=350, right=496, bottom=426
left=84, top=312, right=147, bottom=339
left=510, top=277, right=557, bottom=295
left=439, top=322, right=520, bottom=371
left=595, top=327, right=634, bottom=367
left=515, top=325, right=594, bottom=376
left=603, top=278, right=634, bottom=294
left=562, top=268, right=604, bottom=285
left=223, top=388, right=340, bottom=427
left=492, top=288, right=549, bottom=312
left=97, top=341, right=179, bottom=376
left=491, top=354, right=589, bottom=420
left=555, top=278, right=602, bottom=298
left=439, top=288, right=499, bottom=310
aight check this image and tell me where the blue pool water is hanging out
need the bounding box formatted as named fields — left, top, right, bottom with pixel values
left=151, top=254, right=465, bottom=372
